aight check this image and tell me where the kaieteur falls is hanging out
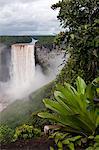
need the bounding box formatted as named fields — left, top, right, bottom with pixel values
left=0, top=39, right=65, bottom=111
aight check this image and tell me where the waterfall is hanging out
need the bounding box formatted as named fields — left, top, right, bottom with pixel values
left=11, top=44, right=35, bottom=87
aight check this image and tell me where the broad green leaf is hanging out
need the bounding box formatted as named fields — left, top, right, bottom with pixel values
left=68, top=142, right=74, bottom=150
left=54, top=91, right=74, bottom=114
left=57, top=83, right=81, bottom=111
left=76, top=76, right=86, bottom=95
left=38, top=112, right=57, bottom=120
left=43, top=99, right=71, bottom=116
left=62, top=139, right=70, bottom=144
left=68, top=136, right=82, bottom=142
left=38, top=76, right=98, bottom=136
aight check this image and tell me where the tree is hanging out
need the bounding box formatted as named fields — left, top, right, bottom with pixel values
left=52, top=0, right=99, bottom=84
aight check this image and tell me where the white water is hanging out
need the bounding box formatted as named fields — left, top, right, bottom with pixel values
left=11, top=44, right=35, bottom=87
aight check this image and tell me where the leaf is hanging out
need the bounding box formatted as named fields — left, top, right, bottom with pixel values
left=76, top=76, right=86, bottom=95
left=86, top=147, right=93, bottom=150
left=85, top=84, right=94, bottom=102
left=50, top=146, right=54, bottom=150
left=94, top=19, right=99, bottom=24
left=92, top=77, right=99, bottom=86
left=70, top=34, right=74, bottom=39
left=57, top=141, right=63, bottom=148
left=95, top=147, right=99, bottom=150
left=38, top=112, right=57, bottom=120
left=68, top=142, right=74, bottom=150
left=62, top=139, right=70, bottom=144
left=88, top=135, right=94, bottom=140
left=54, top=91, right=74, bottom=114
left=95, top=135, right=99, bottom=143
left=69, top=135, right=82, bottom=142
left=76, top=139, right=82, bottom=146
left=43, top=99, right=70, bottom=116
left=93, top=50, right=98, bottom=57
left=57, top=83, right=81, bottom=111
left=38, top=76, right=98, bottom=136
left=81, top=137, right=87, bottom=144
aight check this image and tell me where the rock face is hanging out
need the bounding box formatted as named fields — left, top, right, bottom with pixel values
left=0, top=47, right=10, bottom=82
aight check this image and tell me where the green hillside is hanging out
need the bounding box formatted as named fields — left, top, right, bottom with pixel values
left=0, top=82, right=54, bottom=129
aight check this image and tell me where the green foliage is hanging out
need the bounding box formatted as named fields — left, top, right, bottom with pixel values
left=38, top=77, right=99, bottom=136
left=0, top=35, right=55, bottom=48
left=50, top=132, right=82, bottom=150
left=0, top=125, right=14, bottom=143
left=49, top=131, right=99, bottom=150
left=0, top=36, right=32, bottom=47
left=85, top=135, right=99, bottom=150
left=13, top=124, right=41, bottom=141
left=54, top=32, right=65, bottom=46
left=31, top=112, right=52, bottom=130
left=34, top=35, right=55, bottom=46
left=52, top=0, right=99, bottom=84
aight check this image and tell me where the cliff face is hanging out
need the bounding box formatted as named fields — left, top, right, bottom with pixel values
left=0, top=47, right=10, bottom=82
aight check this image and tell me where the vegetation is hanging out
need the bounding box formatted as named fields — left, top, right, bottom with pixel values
left=0, top=36, right=32, bottom=47
left=50, top=132, right=82, bottom=150
left=0, top=82, right=54, bottom=129
left=31, top=112, right=52, bottom=130
left=0, top=125, right=14, bottom=143
left=34, top=35, right=55, bottom=46
left=38, top=77, right=99, bottom=136
left=38, top=77, right=99, bottom=149
left=0, top=124, right=41, bottom=144
left=0, top=35, right=55, bottom=48
left=54, top=32, right=65, bottom=47
left=13, top=124, right=41, bottom=141
left=0, top=0, right=99, bottom=149
left=52, top=0, right=99, bottom=85
left=49, top=132, right=99, bottom=150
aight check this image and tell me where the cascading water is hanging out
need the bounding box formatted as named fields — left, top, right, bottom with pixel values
left=0, top=43, right=36, bottom=111
left=11, top=44, right=35, bottom=87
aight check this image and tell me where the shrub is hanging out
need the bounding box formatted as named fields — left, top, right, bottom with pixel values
left=38, top=77, right=99, bottom=136
left=13, top=124, right=41, bottom=141
left=31, top=112, right=52, bottom=130
left=49, top=132, right=99, bottom=150
left=0, top=125, right=14, bottom=143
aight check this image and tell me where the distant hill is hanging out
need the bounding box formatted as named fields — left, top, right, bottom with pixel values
left=0, top=36, right=55, bottom=47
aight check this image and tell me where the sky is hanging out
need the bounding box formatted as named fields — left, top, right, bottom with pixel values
left=0, top=0, right=61, bottom=35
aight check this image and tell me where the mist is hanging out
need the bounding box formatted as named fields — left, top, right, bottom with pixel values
left=0, top=44, right=65, bottom=111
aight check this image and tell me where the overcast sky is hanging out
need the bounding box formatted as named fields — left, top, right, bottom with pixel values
left=0, top=0, right=61, bottom=35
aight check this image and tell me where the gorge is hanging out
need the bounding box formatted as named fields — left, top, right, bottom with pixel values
left=0, top=39, right=65, bottom=112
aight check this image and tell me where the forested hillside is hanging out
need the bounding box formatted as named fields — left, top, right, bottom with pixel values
left=0, top=36, right=55, bottom=47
